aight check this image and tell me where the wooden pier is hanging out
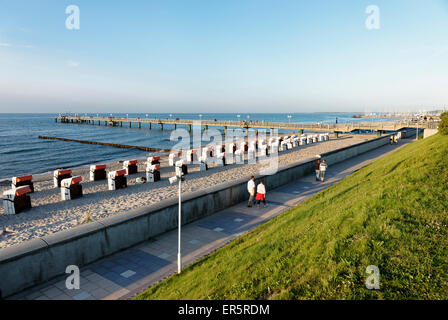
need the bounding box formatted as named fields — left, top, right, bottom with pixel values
left=55, top=115, right=439, bottom=136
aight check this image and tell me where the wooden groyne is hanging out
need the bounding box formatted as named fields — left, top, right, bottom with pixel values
left=38, top=136, right=172, bottom=153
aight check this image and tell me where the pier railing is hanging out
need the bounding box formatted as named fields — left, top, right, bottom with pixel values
left=56, top=115, right=439, bottom=132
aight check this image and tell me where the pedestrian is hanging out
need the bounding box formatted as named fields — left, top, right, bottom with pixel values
left=247, top=176, right=256, bottom=207
left=256, top=180, right=266, bottom=207
left=315, top=159, right=321, bottom=181
left=319, top=159, right=328, bottom=182
left=135, top=176, right=147, bottom=184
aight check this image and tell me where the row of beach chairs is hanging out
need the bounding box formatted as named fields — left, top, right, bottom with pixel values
left=2, top=158, right=160, bottom=215
left=168, top=133, right=330, bottom=170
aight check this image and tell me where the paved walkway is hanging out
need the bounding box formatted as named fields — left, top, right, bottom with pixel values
left=9, top=140, right=411, bottom=300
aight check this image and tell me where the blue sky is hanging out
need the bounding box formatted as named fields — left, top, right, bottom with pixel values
left=1, top=0, right=448, bottom=113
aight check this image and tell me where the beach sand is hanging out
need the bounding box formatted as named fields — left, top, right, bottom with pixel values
left=0, top=135, right=369, bottom=249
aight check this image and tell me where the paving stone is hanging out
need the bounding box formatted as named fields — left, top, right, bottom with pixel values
left=73, top=291, right=91, bottom=300
left=120, top=270, right=136, bottom=278
left=53, top=293, right=72, bottom=300
left=42, top=286, right=64, bottom=299
left=103, top=288, right=130, bottom=300
left=157, top=253, right=171, bottom=259
left=90, top=288, right=109, bottom=300
left=25, top=291, right=42, bottom=300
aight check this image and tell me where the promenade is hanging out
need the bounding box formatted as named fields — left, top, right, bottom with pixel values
left=9, top=139, right=412, bottom=300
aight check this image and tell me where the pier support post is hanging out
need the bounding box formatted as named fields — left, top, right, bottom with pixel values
left=174, top=124, right=177, bottom=130
left=205, top=125, right=208, bottom=131
left=138, top=122, right=141, bottom=129
left=129, top=122, right=132, bottom=128
left=120, top=122, right=122, bottom=127
left=149, top=123, right=151, bottom=130
left=161, top=123, right=164, bottom=130
left=188, top=124, right=192, bottom=132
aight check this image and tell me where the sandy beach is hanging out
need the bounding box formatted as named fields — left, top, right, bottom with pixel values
left=0, top=135, right=370, bottom=249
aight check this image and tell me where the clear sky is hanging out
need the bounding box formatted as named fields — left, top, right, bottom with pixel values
left=1, top=0, right=448, bottom=113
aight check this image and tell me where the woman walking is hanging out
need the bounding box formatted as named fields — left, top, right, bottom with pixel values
left=256, top=180, right=267, bottom=208
left=314, top=159, right=321, bottom=181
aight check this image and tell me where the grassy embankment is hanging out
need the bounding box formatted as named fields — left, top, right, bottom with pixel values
left=136, top=134, right=448, bottom=300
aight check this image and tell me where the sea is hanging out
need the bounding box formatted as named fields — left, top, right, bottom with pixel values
left=0, top=113, right=395, bottom=180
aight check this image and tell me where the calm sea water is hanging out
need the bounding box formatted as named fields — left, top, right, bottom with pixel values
left=0, top=113, right=393, bottom=180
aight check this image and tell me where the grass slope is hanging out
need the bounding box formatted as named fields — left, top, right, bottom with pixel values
left=136, top=134, right=448, bottom=300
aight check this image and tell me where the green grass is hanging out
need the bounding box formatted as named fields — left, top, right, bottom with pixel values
left=135, top=134, right=448, bottom=300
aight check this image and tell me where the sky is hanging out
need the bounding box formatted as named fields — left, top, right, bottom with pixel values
left=1, top=0, right=448, bottom=113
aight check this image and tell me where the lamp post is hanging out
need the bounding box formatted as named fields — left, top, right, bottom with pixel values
left=169, top=162, right=185, bottom=273
left=177, top=174, right=182, bottom=273
left=416, top=120, right=419, bottom=141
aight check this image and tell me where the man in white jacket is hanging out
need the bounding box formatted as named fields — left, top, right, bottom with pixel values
left=247, top=176, right=256, bottom=207
left=319, top=160, right=328, bottom=182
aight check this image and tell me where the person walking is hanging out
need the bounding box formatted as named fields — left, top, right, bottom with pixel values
left=319, top=159, right=328, bottom=182
left=255, top=180, right=266, bottom=208
left=314, top=159, right=321, bottom=181
left=247, top=176, right=256, bottom=207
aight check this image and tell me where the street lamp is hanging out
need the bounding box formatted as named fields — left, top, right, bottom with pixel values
left=416, top=120, right=419, bottom=141
left=169, top=161, right=186, bottom=274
